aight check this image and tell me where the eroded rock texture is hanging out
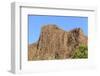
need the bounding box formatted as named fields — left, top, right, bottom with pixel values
left=28, top=24, right=88, bottom=60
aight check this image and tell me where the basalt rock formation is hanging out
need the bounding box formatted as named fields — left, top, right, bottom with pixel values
left=28, top=24, right=88, bottom=60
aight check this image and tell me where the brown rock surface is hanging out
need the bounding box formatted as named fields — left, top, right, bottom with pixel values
left=28, top=24, right=88, bottom=60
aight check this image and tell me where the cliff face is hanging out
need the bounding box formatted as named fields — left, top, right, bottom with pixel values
left=28, top=24, right=88, bottom=60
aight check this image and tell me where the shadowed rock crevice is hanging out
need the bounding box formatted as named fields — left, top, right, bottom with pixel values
left=28, top=24, right=88, bottom=60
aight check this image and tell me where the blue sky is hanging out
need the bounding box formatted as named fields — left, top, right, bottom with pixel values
left=28, top=15, right=88, bottom=44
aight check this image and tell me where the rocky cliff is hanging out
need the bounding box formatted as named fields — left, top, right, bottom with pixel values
left=28, top=24, right=88, bottom=60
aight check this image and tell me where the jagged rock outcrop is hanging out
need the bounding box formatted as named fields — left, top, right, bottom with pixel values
left=28, top=24, right=88, bottom=60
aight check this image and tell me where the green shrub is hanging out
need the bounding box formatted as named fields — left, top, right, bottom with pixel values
left=71, top=44, right=88, bottom=58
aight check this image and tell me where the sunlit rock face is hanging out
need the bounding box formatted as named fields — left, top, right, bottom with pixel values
left=28, top=24, right=88, bottom=60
